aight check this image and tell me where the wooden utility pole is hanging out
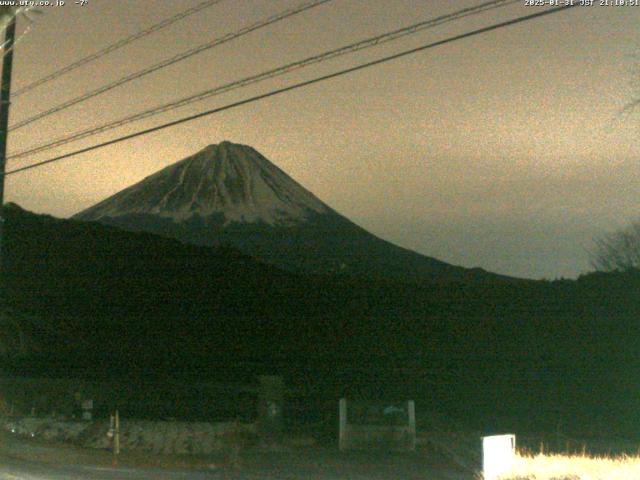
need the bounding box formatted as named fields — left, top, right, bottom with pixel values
left=0, top=14, right=16, bottom=291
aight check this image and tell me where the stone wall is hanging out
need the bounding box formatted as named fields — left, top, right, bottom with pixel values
left=1, top=416, right=257, bottom=454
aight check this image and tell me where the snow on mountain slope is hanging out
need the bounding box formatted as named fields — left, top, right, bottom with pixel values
left=75, top=141, right=515, bottom=283
left=76, top=141, right=328, bottom=226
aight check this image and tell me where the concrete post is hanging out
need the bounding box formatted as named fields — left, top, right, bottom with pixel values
left=407, top=400, right=416, bottom=451
left=339, top=398, right=347, bottom=451
left=257, top=375, right=284, bottom=444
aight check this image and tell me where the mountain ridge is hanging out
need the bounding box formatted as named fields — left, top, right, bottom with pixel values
left=75, top=141, right=516, bottom=283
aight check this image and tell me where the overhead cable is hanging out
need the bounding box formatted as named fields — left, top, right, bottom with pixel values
left=4, top=4, right=579, bottom=177
left=9, top=0, right=518, bottom=159
left=10, top=0, right=332, bottom=130
left=12, top=0, right=228, bottom=97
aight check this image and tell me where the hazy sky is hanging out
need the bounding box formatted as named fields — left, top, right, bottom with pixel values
left=4, top=0, right=639, bottom=279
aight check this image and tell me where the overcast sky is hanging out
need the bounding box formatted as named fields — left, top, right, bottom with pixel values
left=4, top=0, right=639, bottom=279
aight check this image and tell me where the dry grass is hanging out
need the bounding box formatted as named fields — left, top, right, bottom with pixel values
left=499, top=452, right=640, bottom=479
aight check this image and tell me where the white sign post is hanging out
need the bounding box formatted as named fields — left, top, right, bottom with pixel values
left=482, top=434, right=516, bottom=480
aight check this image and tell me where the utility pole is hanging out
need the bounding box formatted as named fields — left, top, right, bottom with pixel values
left=0, top=13, right=16, bottom=295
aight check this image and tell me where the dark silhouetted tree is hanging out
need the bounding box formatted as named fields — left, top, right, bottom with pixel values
left=591, top=221, right=640, bottom=272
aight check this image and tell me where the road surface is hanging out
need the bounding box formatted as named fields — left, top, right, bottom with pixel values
left=0, top=450, right=473, bottom=480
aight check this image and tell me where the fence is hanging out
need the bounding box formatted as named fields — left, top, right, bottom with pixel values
left=338, top=398, right=416, bottom=451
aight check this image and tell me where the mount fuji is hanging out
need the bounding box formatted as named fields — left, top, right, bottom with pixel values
left=74, top=141, right=506, bottom=283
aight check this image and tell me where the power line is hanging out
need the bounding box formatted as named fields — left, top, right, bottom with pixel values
left=9, top=0, right=518, bottom=160
left=3, top=4, right=579, bottom=177
left=10, top=0, right=332, bottom=131
left=12, top=0, right=227, bottom=97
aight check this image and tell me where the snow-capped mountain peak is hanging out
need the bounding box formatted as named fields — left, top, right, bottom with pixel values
left=76, top=141, right=328, bottom=226
left=75, top=141, right=513, bottom=283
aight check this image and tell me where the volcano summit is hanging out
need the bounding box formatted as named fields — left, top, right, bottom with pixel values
left=75, top=141, right=507, bottom=282
left=78, top=141, right=328, bottom=227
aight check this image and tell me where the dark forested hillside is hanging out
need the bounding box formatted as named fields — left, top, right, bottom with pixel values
left=2, top=203, right=639, bottom=436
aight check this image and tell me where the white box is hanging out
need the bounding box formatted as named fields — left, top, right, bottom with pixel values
left=482, top=434, right=516, bottom=480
